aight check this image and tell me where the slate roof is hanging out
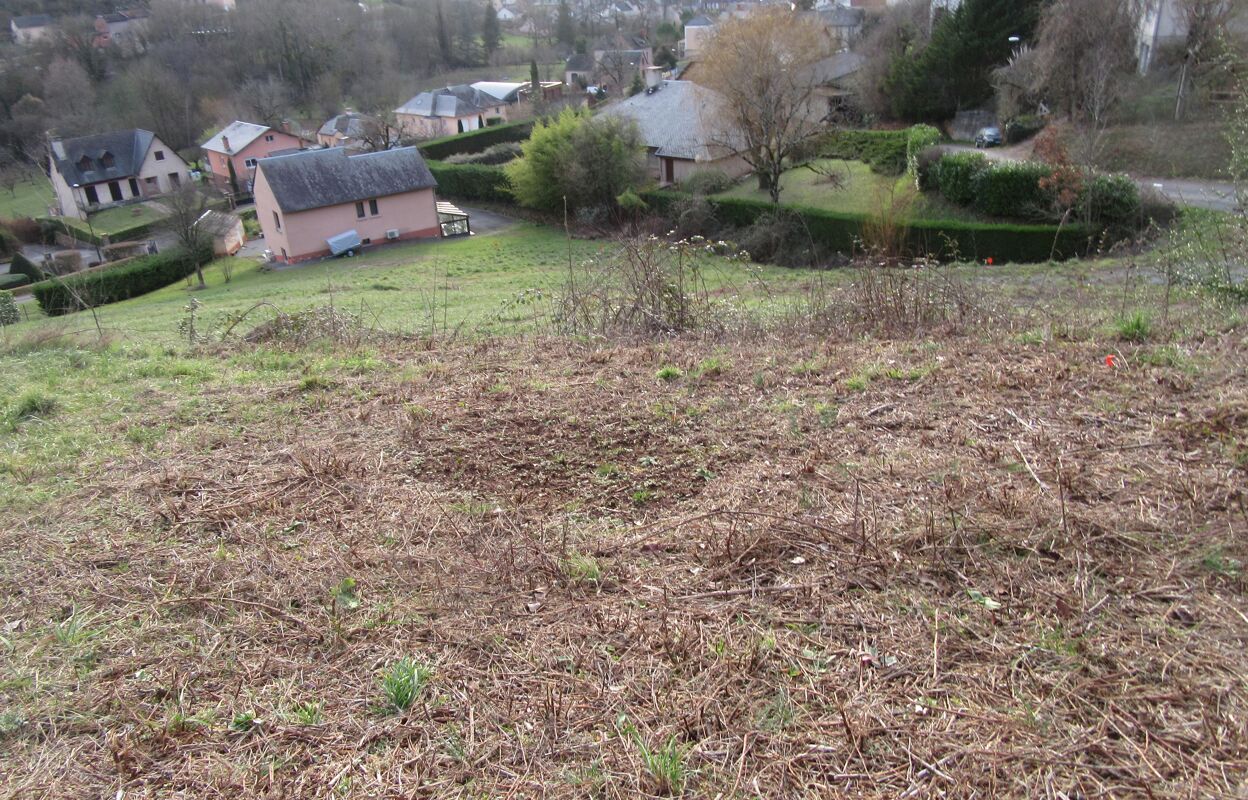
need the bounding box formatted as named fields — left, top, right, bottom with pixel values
left=12, top=13, right=53, bottom=27
left=685, top=14, right=714, bottom=26
left=194, top=209, right=242, bottom=236
left=394, top=85, right=505, bottom=119
left=814, top=6, right=864, bottom=28
left=50, top=129, right=155, bottom=186
left=318, top=112, right=378, bottom=140
left=471, top=81, right=527, bottom=103
left=201, top=121, right=271, bottom=154
left=810, top=51, right=864, bottom=85
left=598, top=80, right=741, bottom=161
left=566, top=53, right=594, bottom=72
left=258, top=147, right=437, bottom=214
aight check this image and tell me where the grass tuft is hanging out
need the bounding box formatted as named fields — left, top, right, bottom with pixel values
left=381, top=657, right=433, bottom=712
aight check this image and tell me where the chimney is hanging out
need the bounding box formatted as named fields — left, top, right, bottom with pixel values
left=644, top=66, right=663, bottom=91
left=221, top=135, right=231, bottom=152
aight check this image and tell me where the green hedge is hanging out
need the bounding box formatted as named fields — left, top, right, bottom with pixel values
left=816, top=129, right=909, bottom=175
left=1079, top=173, right=1141, bottom=231
left=0, top=290, right=17, bottom=325
left=418, top=120, right=535, bottom=160
left=31, top=246, right=210, bottom=316
left=8, top=251, right=43, bottom=284
left=37, top=215, right=153, bottom=247
left=906, top=125, right=943, bottom=177
left=933, top=152, right=990, bottom=207
left=0, top=273, right=29, bottom=290
left=972, top=161, right=1055, bottom=219
left=640, top=190, right=1090, bottom=263
left=427, top=161, right=513, bottom=203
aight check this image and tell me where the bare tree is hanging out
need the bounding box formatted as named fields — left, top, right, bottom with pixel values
left=699, top=7, right=831, bottom=203
left=1032, top=0, right=1135, bottom=167
left=236, top=76, right=292, bottom=128
left=1177, top=0, right=1245, bottom=61
left=162, top=183, right=213, bottom=288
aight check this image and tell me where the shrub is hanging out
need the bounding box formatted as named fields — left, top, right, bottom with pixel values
left=0, top=273, right=29, bottom=290
left=8, top=251, right=43, bottom=284
left=48, top=250, right=84, bottom=276
left=905, top=125, right=943, bottom=177
left=1004, top=115, right=1046, bottom=144
left=0, top=228, right=17, bottom=259
left=816, top=129, right=908, bottom=175
left=1, top=217, right=42, bottom=244
left=427, top=161, right=512, bottom=203
left=1079, top=173, right=1140, bottom=231
left=914, top=146, right=945, bottom=192
left=0, top=290, right=17, bottom=325
left=31, top=246, right=209, bottom=316
left=971, top=161, right=1055, bottom=220
left=681, top=169, right=734, bottom=195
left=418, top=119, right=534, bottom=160
left=932, top=152, right=990, bottom=206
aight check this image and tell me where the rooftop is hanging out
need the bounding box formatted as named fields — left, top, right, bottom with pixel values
left=598, top=80, right=741, bottom=161
left=258, top=146, right=437, bottom=214
left=201, top=121, right=272, bottom=155
left=395, top=85, right=506, bottom=119
left=50, top=129, right=156, bottom=186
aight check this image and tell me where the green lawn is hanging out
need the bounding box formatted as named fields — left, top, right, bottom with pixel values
left=0, top=174, right=56, bottom=219
left=717, top=159, right=987, bottom=222
left=9, top=224, right=820, bottom=346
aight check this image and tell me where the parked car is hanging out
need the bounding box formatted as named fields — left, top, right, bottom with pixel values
left=975, top=127, right=1002, bottom=148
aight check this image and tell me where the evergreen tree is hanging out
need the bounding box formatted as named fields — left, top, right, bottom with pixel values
left=436, top=0, right=453, bottom=66
left=483, top=2, right=501, bottom=56
left=556, top=0, right=575, bottom=46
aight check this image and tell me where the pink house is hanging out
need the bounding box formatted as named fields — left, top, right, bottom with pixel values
left=200, top=121, right=308, bottom=193
left=253, top=147, right=441, bottom=264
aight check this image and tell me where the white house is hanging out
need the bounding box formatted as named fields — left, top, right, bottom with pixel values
left=49, top=129, right=191, bottom=219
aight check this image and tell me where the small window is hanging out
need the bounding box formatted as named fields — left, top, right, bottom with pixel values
left=361, top=237, right=372, bottom=245
left=355, top=201, right=366, bottom=219
left=265, top=134, right=275, bottom=142
left=144, top=176, right=157, bottom=185
left=78, top=155, right=94, bottom=172
left=244, top=158, right=257, bottom=169
left=368, top=198, right=379, bottom=216
left=273, top=210, right=281, bottom=231
left=154, top=150, right=165, bottom=161
left=100, top=151, right=115, bottom=169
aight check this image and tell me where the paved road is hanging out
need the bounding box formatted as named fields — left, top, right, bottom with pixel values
left=941, top=144, right=1240, bottom=213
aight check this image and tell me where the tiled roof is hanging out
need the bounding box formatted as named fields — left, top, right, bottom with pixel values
left=50, top=129, right=155, bottom=186
left=598, top=80, right=741, bottom=161
left=258, top=146, right=436, bottom=213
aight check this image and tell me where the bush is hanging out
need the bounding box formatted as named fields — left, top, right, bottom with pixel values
left=905, top=125, right=943, bottom=177
left=37, top=215, right=152, bottom=247
left=816, top=129, right=908, bottom=175
left=1079, top=173, right=1141, bottom=231
left=0, top=290, right=17, bottom=325
left=932, top=152, right=990, bottom=206
left=418, top=120, right=534, bottom=160
left=1, top=217, right=43, bottom=244
left=31, top=246, right=210, bottom=316
left=8, top=251, right=43, bottom=284
left=0, top=228, right=17, bottom=259
left=443, top=141, right=524, bottom=166
left=0, top=273, right=29, bottom=290
left=48, top=250, right=84, bottom=276
left=971, top=161, right=1055, bottom=220
left=681, top=169, right=734, bottom=195
left=1004, top=115, right=1046, bottom=144
left=914, top=146, right=945, bottom=192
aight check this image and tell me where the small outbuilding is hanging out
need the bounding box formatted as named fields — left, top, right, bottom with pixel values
left=195, top=210, right=246, bottom=257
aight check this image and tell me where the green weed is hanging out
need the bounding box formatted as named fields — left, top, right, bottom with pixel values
left=1115, top=311, right=1152, bottom=342
left=288, top=701, right=323, bottom=725
left=655, top=366, right=682, bottom=382
left=381, top=657, right=433, bottom=712
left=563, top=552, right=602, bottom=585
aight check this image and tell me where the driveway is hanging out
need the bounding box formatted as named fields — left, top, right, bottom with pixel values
left=940, top=143, right=1240, bottom=213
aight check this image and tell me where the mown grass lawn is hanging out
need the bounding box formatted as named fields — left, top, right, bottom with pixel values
left=0, top=174, right=55, bottom=219
left=716, top=159, right=987, bottom=222
left=7, top=223, right=822, bottom=345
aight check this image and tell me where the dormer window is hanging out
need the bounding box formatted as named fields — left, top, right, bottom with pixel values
left=100, top=151, right=115, bottom=169
left=78, top=155, right=93, bottom=172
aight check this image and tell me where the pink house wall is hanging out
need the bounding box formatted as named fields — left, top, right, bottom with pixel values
left=206, top=129, right=306, bottom=189
left=254, top=166, right=441, bottom=263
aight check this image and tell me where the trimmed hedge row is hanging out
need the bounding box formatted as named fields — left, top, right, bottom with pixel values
left=8, top=251, right=44, bottom=284
left=37, top=215, right=154, bottom=246
left=427, top=161, right=512, bottom=203
left=0, top=273, right=29, bottom=290
left=31, top=245, right=210, bottom=316
left=640, top=190, right=1091, bottom=263
left=418, top=120, right=535, bottom=161
left=816, top=129, right=909, bottom=175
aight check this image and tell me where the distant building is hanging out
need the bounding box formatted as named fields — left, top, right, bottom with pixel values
left=253, top=147, right=441, bottom=263
left=48, top=129, right=190, bottom=219
left=681, top=15, right=715, bottom=59
left=394, top=85, right=510, bottom=138
left=317, top=112, right=398, bottom=150
left=598, top=77, right=750, bottom=186
left=200, top=121, right=310, bottom=193
left=10, top=14, right=53, bottom=44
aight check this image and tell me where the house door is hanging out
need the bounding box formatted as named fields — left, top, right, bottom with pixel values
left=663, top=158, right=674, bottom=185
left=128, top=178, right=140, bottom=196
left=457, top=119, right=465, bottom=133
left=108, top=181, right=123, bottom=201
left=168, top=172, right=181, bottom=188
left=84, top=185, right=99, bottom=205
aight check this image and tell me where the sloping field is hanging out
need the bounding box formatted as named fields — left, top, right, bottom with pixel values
left=2, top=325, right=1245, bottom=797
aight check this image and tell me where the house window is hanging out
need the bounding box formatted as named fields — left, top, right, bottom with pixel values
left=128, top=177, right=140, bottom=196
left=100, top=151, right=115, bottom=169
left=108, top=181, right=124, bottom=201
left=85, top=185, right=99, bottom=205
left=244, top=158, right=257, bottom=168
left=368, top=198, right=379, bottom=216
left=154, top=150, right=165, bottom=161
left=78, top=155, right=94, bottom=173
left=356, top=201, right=366, bottom=219
left=264, top=134, right=275, bottom=142
left=273, top=211, right=282, bottom=231
left=144, top=176, right=157, bottom=186
left=169, top=172, right=181, bottom=187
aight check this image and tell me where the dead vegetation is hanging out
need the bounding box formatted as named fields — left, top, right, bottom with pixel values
left=1, top=323, right=1245, bottom=798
